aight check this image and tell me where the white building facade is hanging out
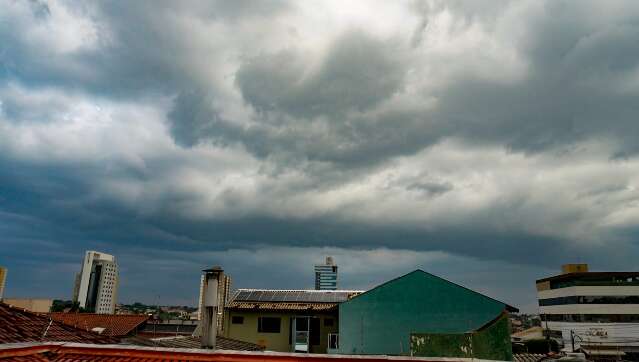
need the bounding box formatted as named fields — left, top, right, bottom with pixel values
left=72, top=251, right=118, bottom=314
left=537, top=264, right=639, bottom=358
left=197, top=266, right=231, bottom=333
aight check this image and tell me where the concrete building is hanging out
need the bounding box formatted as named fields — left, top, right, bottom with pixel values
left=338, top=270, right=517, bottom=360
left=3, top=298, right=53, bottom=313
left=72, top=251, right=119, bottom=314
left=197, top=267, right=232, bottom=333
left=223, top=289, right=362, bottom=353
left=0, top=266, right=6, bottom=300
left=511, top=326, right=545, bottom=342
left=537, top=264, right=639, bottom=359
left=314, top=257, right=338, bottom=290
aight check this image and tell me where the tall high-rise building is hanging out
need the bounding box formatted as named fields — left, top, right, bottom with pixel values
left=72, top=251, right=118, bottom=314
left=315, top=256, right=338, bottom=290
left=0, top=266, right=7, bottom=300
left=197, top=266, right=231, bottom=333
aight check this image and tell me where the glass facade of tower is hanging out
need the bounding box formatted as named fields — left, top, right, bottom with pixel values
left=315, top=258, right=338, bottom=290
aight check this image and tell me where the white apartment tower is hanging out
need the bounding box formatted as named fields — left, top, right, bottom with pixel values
left=72, top=251, right=118, bottom=314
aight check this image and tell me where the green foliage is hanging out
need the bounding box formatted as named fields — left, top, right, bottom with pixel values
left=50, top=300, right=83, bottom=312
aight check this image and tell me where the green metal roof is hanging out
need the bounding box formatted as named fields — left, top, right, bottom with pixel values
left=338, top=269, right=518, bottom=355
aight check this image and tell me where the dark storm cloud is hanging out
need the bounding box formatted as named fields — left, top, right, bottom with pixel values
left=162, top=0, right=639, bottom=168
left=3, top=0, right=639, bottom=307
left=431, top=3, right=639, bottom=156
left=235, top=31, right=405, bottom=118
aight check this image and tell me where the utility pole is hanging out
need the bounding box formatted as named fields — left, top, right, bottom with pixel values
left=571, top=330, right=575, bottom=352
left=544, top=316, right=551, bottom=352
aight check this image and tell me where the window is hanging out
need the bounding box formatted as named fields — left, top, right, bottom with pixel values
left=539, top=295, right=639, bottom=306
left=258, top=317, right=281, bottom=333
left=324, top=318, right=334, bottom=327
left=328, top=333, right=339, bottom=349
left=540, top=314, right=639, bottom=323
left=232, top=316, right=244, bottom=324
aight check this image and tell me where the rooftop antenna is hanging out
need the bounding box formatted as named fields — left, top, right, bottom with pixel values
left=41, top=318, right=53, bottom=340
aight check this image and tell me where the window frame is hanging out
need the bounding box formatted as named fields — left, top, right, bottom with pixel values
left=258, top=316, right=281, bottom=333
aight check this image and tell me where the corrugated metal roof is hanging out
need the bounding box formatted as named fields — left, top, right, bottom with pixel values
left=513, top=354, right=546, bottom=362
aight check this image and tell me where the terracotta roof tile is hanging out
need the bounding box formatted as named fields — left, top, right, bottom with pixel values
left=48, top=313, right=149, bottom=337
left=1, top=356, right=49, bottom=361
left=0, top=303, right=119, bottom=344
left=0, top=343, right=457, bottom=362
left=514, top=354, right=547, bottom=362
left=168, top=335, right=265, bottom=351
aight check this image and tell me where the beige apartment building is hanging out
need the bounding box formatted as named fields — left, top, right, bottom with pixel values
left=3, top=298, right=53, bottom=313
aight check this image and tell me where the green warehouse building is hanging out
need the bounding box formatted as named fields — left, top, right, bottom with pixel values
left=338, top=270, right=518, bottom=360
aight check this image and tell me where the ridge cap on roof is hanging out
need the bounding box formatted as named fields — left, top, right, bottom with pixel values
left=49, top=312, right=148, bottom=317
left=235, top=288, right=364, bottom=292
left=342, top=269, right=518, bottom=312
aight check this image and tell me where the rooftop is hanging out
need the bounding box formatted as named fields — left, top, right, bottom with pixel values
left=344, top=270, right=519, bottom=313
left=0, top=342, right=506, bottom=362
left=0, top=303, right=119, bottom=344
left=48, top=313, right=150, bottom=337
left=123, top=335, right=265, bottom=351
left=536, top=271, right=639, bottom=284
left=226, top=289, right=363, bottom=312
left=233, top=289, right=363, bottom=302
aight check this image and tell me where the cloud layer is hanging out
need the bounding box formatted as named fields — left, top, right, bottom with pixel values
left=2, top=0, right=639, bottom=311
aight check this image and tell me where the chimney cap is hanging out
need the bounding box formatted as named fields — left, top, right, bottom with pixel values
left=203, top=265, right=223, bottom=273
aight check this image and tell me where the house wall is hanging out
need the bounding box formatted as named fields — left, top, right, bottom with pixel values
left=338, top=270, right=509, bottom=356
left=410, top=314, right=513, bottom=361
left=223, top=310, right=338, bottom=353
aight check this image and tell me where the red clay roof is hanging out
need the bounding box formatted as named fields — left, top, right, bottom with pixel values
left=0, top=342, right=453, bottom=361
left=48, top=313, right=149, bottom=337
left=123, top=335, right=265, bottom=351
left=0, top=304, right=119, bottom=344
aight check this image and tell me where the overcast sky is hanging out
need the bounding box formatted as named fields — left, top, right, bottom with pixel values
left=2, top=0, right=639, bottom=312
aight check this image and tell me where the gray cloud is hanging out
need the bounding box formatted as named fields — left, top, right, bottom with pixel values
left=236, top=30, right=405, bottom=118
left=2, top=0, right=639, bottom=308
